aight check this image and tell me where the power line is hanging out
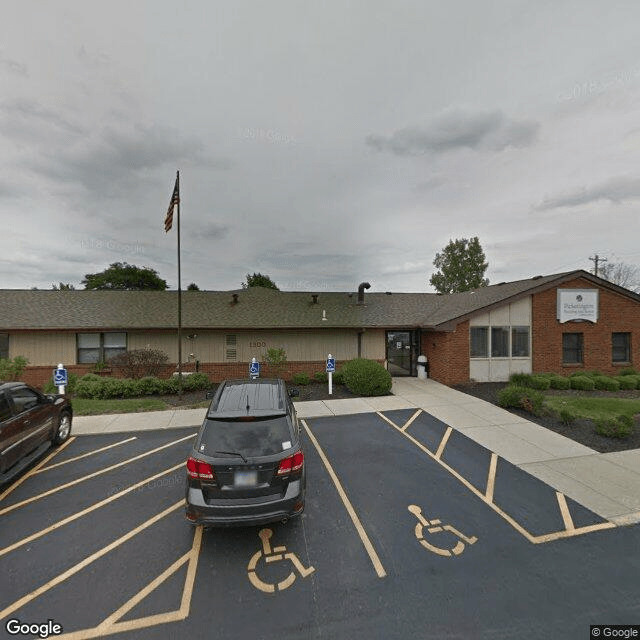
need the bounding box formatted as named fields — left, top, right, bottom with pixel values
left=589, top=254, right=608, bottom=276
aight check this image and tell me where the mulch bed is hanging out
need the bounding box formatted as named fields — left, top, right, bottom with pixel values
left=453, top=382, right=640, bottom=454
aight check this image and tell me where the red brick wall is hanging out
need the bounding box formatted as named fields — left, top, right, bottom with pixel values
left=532, top=278, right=640, bottom=375
left=421, top=320, right=470, bottom=385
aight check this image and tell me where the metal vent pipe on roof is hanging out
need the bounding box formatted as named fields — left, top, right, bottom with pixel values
left=357, top=282, right=370, bottom=304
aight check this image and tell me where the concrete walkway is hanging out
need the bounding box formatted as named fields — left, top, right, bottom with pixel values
left=73, top=377, right=640, bottom=527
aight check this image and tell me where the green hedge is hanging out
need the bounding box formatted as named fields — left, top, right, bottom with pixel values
left=593, top=376, right=621, bottom=392
left=340, top=359, right=392, bottom=396
left=594, top=414, right=634, bottom=439
left=496, top=385, right=545, bottom=415
left=75, top=373, right=211, bottom=399
left=549, top=375, right=571, bottom=390
left=570, top=376, right=596, bottom=391
left=292, top=373, right=311, bottom=385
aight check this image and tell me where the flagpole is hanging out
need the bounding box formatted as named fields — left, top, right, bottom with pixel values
left=176, top=170, right=182, bottom=396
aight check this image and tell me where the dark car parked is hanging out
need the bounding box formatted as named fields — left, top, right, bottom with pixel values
left=0, top=381, right=72, bottom=484
left=185, top=378, right=305, bottom=527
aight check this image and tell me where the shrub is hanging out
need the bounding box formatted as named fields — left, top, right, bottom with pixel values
left=292, top=373, right=311, bottom=385
left=0, top=356, right=29, bottom=381
left=496, top=385, right=545, bottom=415
left=570, top=376, right=596, bottom=391
left=509, top=373, right=533, bottom=387
left=593, top=376, right=620, bottom=392
left=617, top=376, right=638, bottom=390
left=549, top=375, right=571, bottom=390
left=529, top=375, right=551, bottom=390
left=559, top=408, right=578, bottom=424
left=594, top=414, right=633, bottom=439
left=332, top=370, right=345, bottom=385
left=314, top=371, right=328, bottom=383
left=108, top=349, right=169, bottom=379
left=75, top=374, right=105, bottom=399
left=618, top=368, right=638, bottom=376
left=136, top=376, right=165, bottom=395
left=340, top=358, right=392, bottom=396
left=262, top=347, right=287, bottom=378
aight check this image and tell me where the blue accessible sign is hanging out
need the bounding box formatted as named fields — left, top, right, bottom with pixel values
left=53, top=367, right=68, bottom=387
left=326, top=357, right=335, bottom=373
left=249, top=358, right=260, bottom=379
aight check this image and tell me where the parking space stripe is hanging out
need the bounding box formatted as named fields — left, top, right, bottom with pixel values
left=0, top=463, right=185, bottom=558
left=556, top=492, right=575, bottom=532
left=401, top=409, right=423, bottom=432
left=302, top=420, right=387, bottom=579
left=0, top=433, right=195, bottom=516
left=485, top=453, right=498, bottom=502
left=31, top=436, right=138, bottom=474
left=0, top=437, right=76, bottom=503
left=435, top=426, right=452, bottom=460
left=0, top=500, right=185, bottom=622
left=376, top=412, right=616, bottom=544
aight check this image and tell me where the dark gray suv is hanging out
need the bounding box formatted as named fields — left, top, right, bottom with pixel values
left=185, top=378, right=305, bottom=527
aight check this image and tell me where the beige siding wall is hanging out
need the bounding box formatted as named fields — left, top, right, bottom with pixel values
left=10, top=332, right=76, bottom=366
left=10, top=328, right=386, bottom=367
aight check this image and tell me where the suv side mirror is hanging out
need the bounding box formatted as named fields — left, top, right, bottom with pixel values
left=288, top=388, right=300, bottom=398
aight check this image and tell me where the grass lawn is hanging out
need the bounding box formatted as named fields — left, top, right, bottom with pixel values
left=72, top=397, right=173, bottom=415
left=545, top=396, right=640, bottom=421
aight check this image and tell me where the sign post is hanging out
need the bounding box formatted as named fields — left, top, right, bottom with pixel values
left=53, top=363, right=68, bottom=395
left=249, top=357, right=260, bottom=380
left=326, top=354, right=335, bottom=396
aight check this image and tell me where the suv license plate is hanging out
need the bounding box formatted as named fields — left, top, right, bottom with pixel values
left=234, top=470, right=258, bottom=487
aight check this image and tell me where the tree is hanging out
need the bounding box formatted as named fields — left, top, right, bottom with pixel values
left=599, top=262, right=640, bottom=293
left=429, top=237, right=489, bottom=293
left=187, top=283, right=200, bottom=291
left=241, top=272, right=280, bottom=290
left=82, top=262, right=168, bottom=290
left=51, top=283, right=75, bottom=290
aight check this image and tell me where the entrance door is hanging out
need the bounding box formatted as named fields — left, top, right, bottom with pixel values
left=386, top=331, right=416, bottom=376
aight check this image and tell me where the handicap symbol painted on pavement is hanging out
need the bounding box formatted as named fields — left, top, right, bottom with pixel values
left=408, top=504, right=478, bottom=557
left=247, top=528, right=315, bottom=593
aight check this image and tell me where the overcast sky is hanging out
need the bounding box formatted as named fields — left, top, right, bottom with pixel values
left=2, top=1, right=640, bottom=292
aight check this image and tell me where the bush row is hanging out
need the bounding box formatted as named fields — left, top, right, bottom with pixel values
left=74, top=373, right=211, bottom=399
left=508, top=372, right=640, bottom=391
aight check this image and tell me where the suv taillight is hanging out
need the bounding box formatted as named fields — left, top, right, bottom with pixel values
left=277, top=450, right=304, bottom=476
left=187, top=456, right=215, bottom=481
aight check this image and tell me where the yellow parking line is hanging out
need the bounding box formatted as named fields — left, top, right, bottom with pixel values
left=556, top=492, right=575, bottom=531
left=0, top=437, right=76, bottom=503
left=0, top=463, right=184, bottom=558
left=0, top=433, right=195, bottom=517
left=376, top=413, right=616, bottom=544
left=32, top=437, right=138, bottom=474
left=302, top=420, right=387, bottom=578
left=401, top=409, right=423, bottom=432
left=45, top=526, right=202, bottom=640
left=435, top=427, right=452, bottom=460
left=0, top=500, right=185, bottom=622
left=485, top=453, right=498, bottom=502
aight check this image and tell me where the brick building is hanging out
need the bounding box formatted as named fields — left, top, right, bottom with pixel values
left=1, top=270, right=638, bottom=387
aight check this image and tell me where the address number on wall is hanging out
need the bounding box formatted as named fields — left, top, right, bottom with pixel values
left=249, top=341, right=267, bottom=348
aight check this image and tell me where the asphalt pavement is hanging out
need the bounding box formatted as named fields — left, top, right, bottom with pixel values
left=72, top=377, right=640, bottom=527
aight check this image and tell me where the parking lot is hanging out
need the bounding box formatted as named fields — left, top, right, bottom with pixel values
left=1, top=410, right=639, bottom=640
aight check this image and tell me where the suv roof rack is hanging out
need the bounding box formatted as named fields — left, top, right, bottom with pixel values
left=207, top=378, right=287, bottom=419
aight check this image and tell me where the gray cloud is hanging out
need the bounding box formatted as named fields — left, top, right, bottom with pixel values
left=0, top=52, right=28, bottom=76
left=366, top=108, right=539, bottom=157
left=0, top=99, right=86, bottom=136
left=536, top=175, right=640, bottom=210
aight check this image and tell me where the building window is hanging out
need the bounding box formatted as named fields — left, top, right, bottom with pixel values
left=0, top=333, right=8, bottom=359
left=612, top=333, right=631, bottom=363
left=77, top=333, right=127, bottom=364
left=225, top=334, right=237, bottom=361
left=562, top=333, right=583, bottom=364
left=470, top=327, right=488, bottom=358
left=511, top=327, right=530, bottom=357
left=491, top=327, right=510, bottom=357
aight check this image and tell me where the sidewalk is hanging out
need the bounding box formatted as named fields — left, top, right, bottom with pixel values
left=72, top=377, right=640, bottom=527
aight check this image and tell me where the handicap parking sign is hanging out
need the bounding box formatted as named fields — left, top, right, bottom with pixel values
left=249, top=360, right=260, bottom=377
left=53, top=368, right=68, bottom=386
left=326, top=357, right=335, bottom=373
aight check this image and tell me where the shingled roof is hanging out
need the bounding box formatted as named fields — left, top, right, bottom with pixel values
left=1, top=270, right=636, bottom=331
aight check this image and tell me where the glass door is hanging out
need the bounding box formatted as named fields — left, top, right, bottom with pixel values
left=386, top=331, right=413, bottom=376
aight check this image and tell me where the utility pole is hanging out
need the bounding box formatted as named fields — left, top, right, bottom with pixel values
left=589, top=254, right=607, bottom=277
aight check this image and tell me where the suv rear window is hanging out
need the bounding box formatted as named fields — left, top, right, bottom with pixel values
left=200, top=416, right=294, bottom=457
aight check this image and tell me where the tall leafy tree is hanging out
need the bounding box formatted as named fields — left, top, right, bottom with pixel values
left=429, top=237, right=489, bottom=293
left=82, top=262, right=168, bottom=290
left=241, top=272, right=280, bottom=290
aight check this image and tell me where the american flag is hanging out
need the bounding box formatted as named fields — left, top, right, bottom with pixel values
left=164, top=176, right=179, bottom=232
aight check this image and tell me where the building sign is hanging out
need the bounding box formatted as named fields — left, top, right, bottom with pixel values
left=557, top=289, right=599, bottom=323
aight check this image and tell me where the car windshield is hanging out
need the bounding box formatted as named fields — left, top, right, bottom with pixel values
left=200, top=416, right=293, bottom=458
